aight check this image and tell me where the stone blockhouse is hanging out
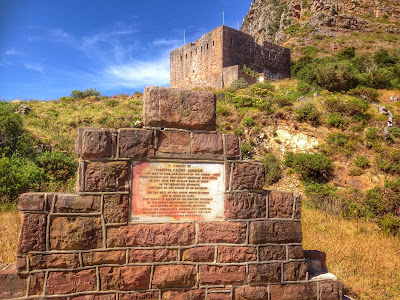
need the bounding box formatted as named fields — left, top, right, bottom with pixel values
left=170, top=25, right=291, bottom=89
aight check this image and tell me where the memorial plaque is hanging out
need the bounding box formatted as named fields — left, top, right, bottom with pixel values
left=130, top=162, right=225, bottom=222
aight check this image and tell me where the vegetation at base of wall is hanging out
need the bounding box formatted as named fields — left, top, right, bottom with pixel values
left=231, top=78, right=249, bottom=90
left=262, top=153, right=282, bottom=185
left=242, top=64, right=259, bottom=78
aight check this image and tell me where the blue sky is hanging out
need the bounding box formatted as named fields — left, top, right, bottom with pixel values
left=0, top=0, right=251, bottom=100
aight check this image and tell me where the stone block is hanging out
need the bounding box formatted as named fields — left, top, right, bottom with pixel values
left=17, top=213, right=47, bottom=254
left=199, top=265, right=246, bottom=285
left=46, top=269, right=97, bottom=295
left=100, top=266, right=151, bottom=291
left=143, top=86, right=216, bottom=130
left=118, top=128, right=154, bottom=158
left=0, top=266, right=27, bottom=298
left=294, top=194, right=302, bottom=219
left=29, top=253, right=79, bottom=269
left=234, top=286, right=269, bottom=300
left=198, top=222, right=247, bottom=244
left=120, top=292, right=159, bottom=300
left=50, top=217, right=103, bottom=250
left=269, top=191, right=294, bottom=219
left=18, top=193, right=45, bottom=211
left=16, top=256, right=26, bottom=273
left=217, top=246, right=257, bottom=263
left=129, top=249, right=178, bottom=263
left=249, top=220, right=302, bottom=244
left=181, top=246, right=215, bottom=262
left=54, top=194, right=101, bottom=213
left=29, top=272, right=45, bottom=296
left=225, top=192, right=266, bottom=219
left=84, top=161, right=129, bottom=192
left=247, top=263, right=281, bottom=285
left=107, top=223, right=195, bottom=247
left=270, top=283, right=318, bottom=300
left=225, top=134, right=240, bottom=156
left=191, top=133, right=223, bottom=154
left=152, top=265, right=196, bottom=288
left=259, top=245, right=286, bottom=261
left=71, top=294, right=117, bottom=300
left=75, top=128, right=112, bottom=159
left=157, top=130, right=191, bottom=153
left=319, top=280, right=342, bottom=300
left=82, top=250, right=126, bottom=266
left=208, top=292, right=231, bottom=300
left=284, top=261, right=307, bottom=281
left=104, top=194, right=128, bottom=224
left=162, top=290, right=205, bottom=300
left=288, top=245, right=304, bottom=259
left=231, top=162, right=265, bottom=190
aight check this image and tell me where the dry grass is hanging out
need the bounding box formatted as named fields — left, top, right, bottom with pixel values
left=0, top=210, right=20, bottom=264
left=302, top=205, right=400, bottom=300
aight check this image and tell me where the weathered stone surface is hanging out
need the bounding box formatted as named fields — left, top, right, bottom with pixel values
left=107, top=223, right=195, bottom=247
left=76, top=128, right=112, bottom=159
left=234, top=286, right=269, bottom=300
left=284, top=261, right=307, bottom=281
left=225, top=134, right=240, bottom=156
left=82, top=250, right=126, bottom=266
left=0, top=265, right=27, bottom=298
left=217, top=246, right=257, bottom=263
left=16, top=256, right=26, bottom=273
left=181, top=247, right=215, bottom=262
left=191, top=133, right=223, bottom=154
left=157, top=130, right=191, bottom=153
left=71, top=294, right=116, bottom=300
left=225, top=192, right=266, bottom=219
left=120, top=292, right=159, bottom=300
left=18, top=213, right=47, bottom=253
left=270, top=283, right=318, bottom=300
left=289, top=245, right=304, bottom=259
left=29, top=272, right=45, bottom=296
left=143, top=86, right=216, bottom=130
left=54, top=194, right=101, bottom=213
left=118, top=129, right=154, bottom=158
left=50, top=217, right=103, bottom=250
left=198, top=222, right=247, bottom=244
left=152, top=265, right=196, bottom=288
left=304, top=250, right=326, bottom=270
left=199, top=265, right=246, bottom=285
left=18, top=193, right=45, bottom=211
left=294, top=194, right=302, bottom=219
left=129, top=249, right=178, bottom=263
left=269, top=191, right=294, bottom=219
left=84, top=161, right=129, bottom=192
left=249, top=220, right=302, bottom=244
left=46, top=269, right=97, bottom=295
left=29, top=253, right=79, bottom=269
left=104, top=194, right=128, bottom=224
left=100, top=266, right=151, bottom=291
left=208, top=292, right=231, bottom=300
left=319, top=280, right=342, bottom=300
left=162, top=290, right=205, bottom=300
left=247, top=263, right=281, bottom=285
left=231, top=162, right=265, bottom=190
left=259, top=245, right=286, bottom=261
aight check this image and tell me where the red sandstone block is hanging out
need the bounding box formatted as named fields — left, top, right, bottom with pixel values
left=120, top=292, right=159, bottom=300
left=75, top=128, right=112, bottom=159
left=198, top=222, right=247, bottom=244
left=152, top=265, right=196, bottom=288
left=259, top=245, right=286, bottom=261
left=181, top=246, right=215, bottom=262
left=269, top=191, right=294, bottom=219
left=231, top=162, right=265, bottom=190
left=289, top=245, right=304, bottom=259
left=143, top=86, right=216, bottom=130
left=84, top=161, right=129, bottom=192
left=71, top=294, right=116, bottom=300
left=162, top=290, right=205, bottom=300
left=54, top=194, right=101, bottom=213
left=107, top=223, right=195, bottom=247
left=104, top=194, right=128, bottom=224
left=319, top=280, right=342, bottom=300
left=199, top=265, right=246, bottom=285
left=29, top=272, right=44, bottom=296
left=82, top=250, right=126, bottom=266
left=18, top=193, right=45, bottom=211
left=157, top=130, right=191, bottom=153
left=225, top=134, right=240, bottom=156
left=129, top=249, right=178, bottom=263
left=17, top=213, right=47, bottom=254
left=118, top=128, right=154, bottom=158
left=46, top=269, right=97, bottom=295
left=270, top=283, right=318, bottom=300
left=249, top=220, right=302, bottom=244
left=284, top=261, right=307, bottom=281
left=224, top=192, right=266, bottom=219
left=247, top=263, right=282, bottom=285
left=30, top=253, right=79, bottom=269
left=100, top=266, right=151, bottom=291
left=16, top=256, right=26, bottom=273
left=191, top=133, right=223, bottom=154
left=217, top=246, right=257, bottom=263
left=50, top=216, right=103, bottom=250
left=294, top=194, right=302, bottom=219
left=208, top=292, right=231, bottom=300
left=234, top=286, right=269, bottom=300
left=0, top=266, right=27, bottom=298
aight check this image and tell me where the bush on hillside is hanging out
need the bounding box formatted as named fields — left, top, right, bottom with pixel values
left=304, top=183, right=343, bottom=215
left=0, top=102, right=25, bottom=155
left=35, top=151, right=77, bottom=182
left=71, top=88, right=101, bottom=99
left=262, top=153, right=282, bottom=185
left=285, top=152, right=333, bottom=182
left=231, top=78, right=248, bottom=90
left=315, top=60, right=358, bottom=92
left=294, top=102, right=320, bottom=125
left=347, top=86, right=380, bottom=102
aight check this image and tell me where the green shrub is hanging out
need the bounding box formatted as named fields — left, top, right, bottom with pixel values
left=0, top=102, right=25, bottom=155
left=378, top=214, right=400, bottom=236
left=232, top=95, right=254, bottom=107
left=252, top=82, right=275, bottom=91
left=365, top=127, right=378, bottom=141
left=231, top=78, right=249, bottom=90
left=297, top=81, right=311, bottom=94
left=216, top=103, right=229, bottom=116
left=294, top=102, right=320, bottom=125
left=70, top=88, right=101, bottom=99
left=324, top=95, right=369, bottom=116
left=347, top=86, right=380, bottom=101
left=273, top=95, right=292, bottom=107
left=285, top=152, right=333, bottom=182
left=327, top=113, right=347, bottom=129
left=389, top=127, right=400, bottom=138
left=315, top=60, right=358, bottom=92
left=348, top=166, right=363, bottom=176
left=353, top=155, right=370, bottom=168
left=241, top=144, right=253, bottom=159
left=262, top=153, right=282, bottom=185
left=243, top=117, right=255, bottom=127
left=35, top=151, right=77, bottom=182
left=326, top=132, right=358, bottom=156
left=338, top=47, right=356, bottom=60
left=375, top=150, right=400, bottom=175
left=242, top=64, right=258, bottom=78
left=304, top=183, right=343, bottom=214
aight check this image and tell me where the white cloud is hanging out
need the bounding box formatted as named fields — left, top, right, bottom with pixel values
left=24, top=62, right=44, bottom=73
left=4, top=49, right=23, bottom=56
left=152, top=39, right=181, bottom=46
